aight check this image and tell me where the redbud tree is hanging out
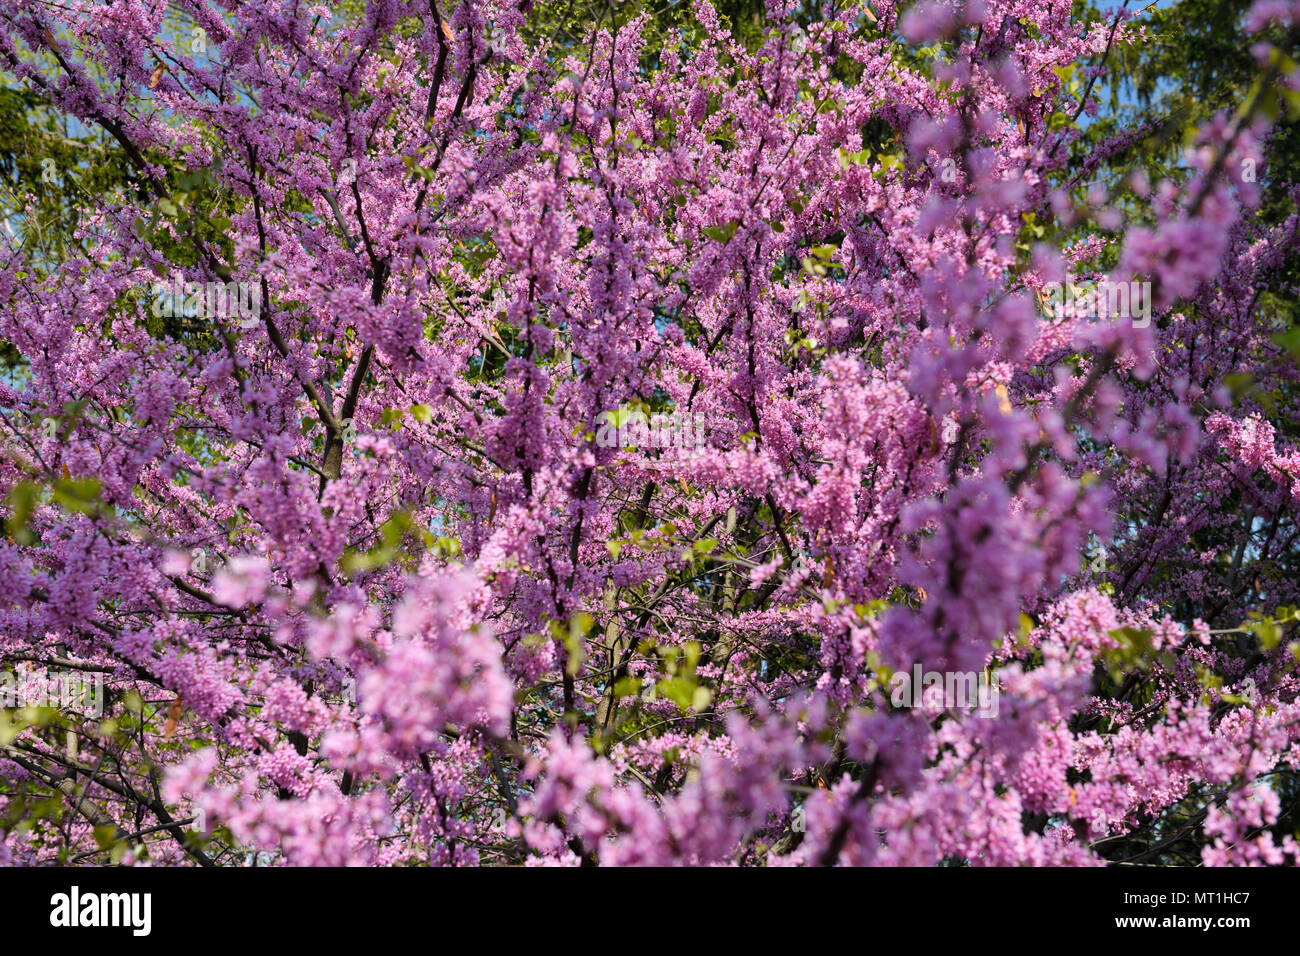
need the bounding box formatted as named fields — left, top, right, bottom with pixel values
left=2, top=0, right=1300, bottom=866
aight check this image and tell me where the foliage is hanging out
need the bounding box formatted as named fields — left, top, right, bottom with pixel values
left=1, top=0, right=1299, bottom=866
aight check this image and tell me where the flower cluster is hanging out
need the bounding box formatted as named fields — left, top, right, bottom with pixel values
left=1, top=0, right=1299, bottom=866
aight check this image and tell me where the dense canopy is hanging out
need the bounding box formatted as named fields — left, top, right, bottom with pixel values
left=2, top=0, right=1300, bottom=866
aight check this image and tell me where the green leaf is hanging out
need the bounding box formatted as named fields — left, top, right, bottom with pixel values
left=701, top=220, right=739, bottom=242
left=1244, top=615, right=1282, bottom=650
left=656, top=676, right=696, bottom=710
left=4, top=481, right=40, bottom=544
left=612, top=677, right=642, bottom=698
left=93, top=825, right=120, bottom=850
left=1103, top=627, right=1155, bottom=681
left=1273, top=327, right=1300, bottom=363
left=564, top=612, right=594, bottom=676
left=51, top=477, right=101, bottom=514
left=1051, top=64, right=1077, bottom=84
